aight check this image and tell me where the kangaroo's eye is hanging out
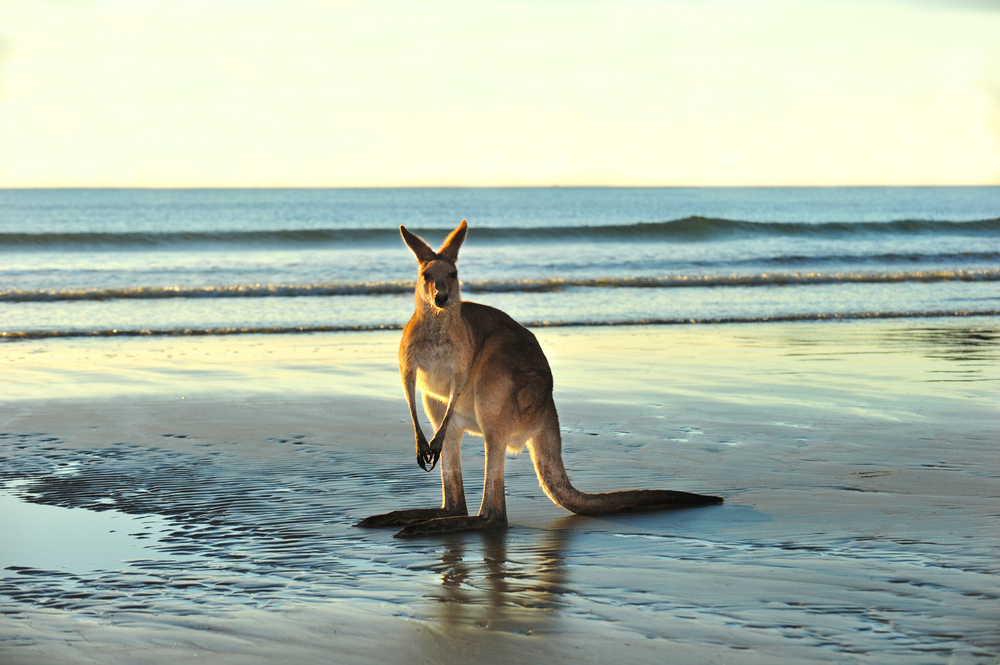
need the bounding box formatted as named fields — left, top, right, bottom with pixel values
left=449, top=272, right=458, bottom=279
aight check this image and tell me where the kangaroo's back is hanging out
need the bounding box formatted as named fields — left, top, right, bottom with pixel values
left=459, top=300, right=554, bottom=420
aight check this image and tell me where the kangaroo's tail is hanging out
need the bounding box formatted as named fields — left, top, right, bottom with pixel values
left=527, top=409, right=723, bottom=515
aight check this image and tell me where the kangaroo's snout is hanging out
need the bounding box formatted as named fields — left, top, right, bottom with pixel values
left=433, top=279, right=450, bottom=307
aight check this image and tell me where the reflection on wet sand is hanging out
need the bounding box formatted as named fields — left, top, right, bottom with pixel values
left=883, top=325, right=999, bottom=365
left=424, top=523, right=574, bottom=636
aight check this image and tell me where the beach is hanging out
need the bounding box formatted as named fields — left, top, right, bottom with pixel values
left=4, top=0, right=1000, bottom=657
left=2, top=319, right=998, bottom=663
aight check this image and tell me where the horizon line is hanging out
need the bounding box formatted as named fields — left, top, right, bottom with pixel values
left=3, top=183, right=999, bottom=191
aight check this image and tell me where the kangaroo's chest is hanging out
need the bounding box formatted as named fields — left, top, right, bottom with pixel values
left=408, top=323, right=470, bottom=398
left=403, top=308, right=477, bottom=402
left=414, top=345, right=457, bottom=399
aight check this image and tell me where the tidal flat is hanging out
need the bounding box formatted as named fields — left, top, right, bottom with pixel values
left=2, top=320, right=998, bottom=664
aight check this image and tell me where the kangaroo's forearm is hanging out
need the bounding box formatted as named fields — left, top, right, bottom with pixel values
left=400, top=365, right=426, bottom=442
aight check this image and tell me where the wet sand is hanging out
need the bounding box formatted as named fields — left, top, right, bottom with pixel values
left=2, top=320, right=998, bottom=664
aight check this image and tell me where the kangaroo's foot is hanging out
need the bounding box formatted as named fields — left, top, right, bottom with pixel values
left=393, top=515, right=507, bottom=539
left=355, top=507, right=467, bottom=528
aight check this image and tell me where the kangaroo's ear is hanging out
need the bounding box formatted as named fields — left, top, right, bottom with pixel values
left=400, top=226, right=437, bottom=263
left=437, top=220, right=468, bottom=263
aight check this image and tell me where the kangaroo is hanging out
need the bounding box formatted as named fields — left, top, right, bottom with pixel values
left=356, top=220, right=723, bottom=538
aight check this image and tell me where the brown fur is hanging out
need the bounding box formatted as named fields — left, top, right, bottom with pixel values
left=356, top=220, right=723, bottom=537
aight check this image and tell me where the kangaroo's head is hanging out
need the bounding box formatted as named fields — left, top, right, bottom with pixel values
left=400, top=220, right=467, bottom=311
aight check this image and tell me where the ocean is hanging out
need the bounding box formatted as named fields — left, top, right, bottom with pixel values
left=1, top=186, right=998, bottom=339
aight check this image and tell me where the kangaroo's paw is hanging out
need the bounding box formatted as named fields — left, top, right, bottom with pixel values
left=392, top=515, right=507, bottom=538
left=415, top=437, right=442, bottom=472
left=355, top=507, right=466, bottom=528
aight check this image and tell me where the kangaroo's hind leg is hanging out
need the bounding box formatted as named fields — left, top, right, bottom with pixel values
left=394, top=418, right=511, bottom=538
left=355, top=396, right=469, bottom=528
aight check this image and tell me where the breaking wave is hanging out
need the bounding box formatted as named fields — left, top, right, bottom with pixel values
left=2, top=218, right=998, bottom=249
left=3, top=269, right=997, bottom=303
left=3, top=309, right=998, bottom=341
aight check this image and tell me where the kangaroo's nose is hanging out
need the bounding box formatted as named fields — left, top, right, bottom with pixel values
left=434, top=281, right=449, bottom=307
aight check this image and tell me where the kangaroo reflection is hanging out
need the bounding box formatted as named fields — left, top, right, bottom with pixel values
left=428, top=517, right=577, bottom=634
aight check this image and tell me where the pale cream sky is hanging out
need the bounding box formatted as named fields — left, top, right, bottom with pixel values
left=1, top=0, right=998, bottom=187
